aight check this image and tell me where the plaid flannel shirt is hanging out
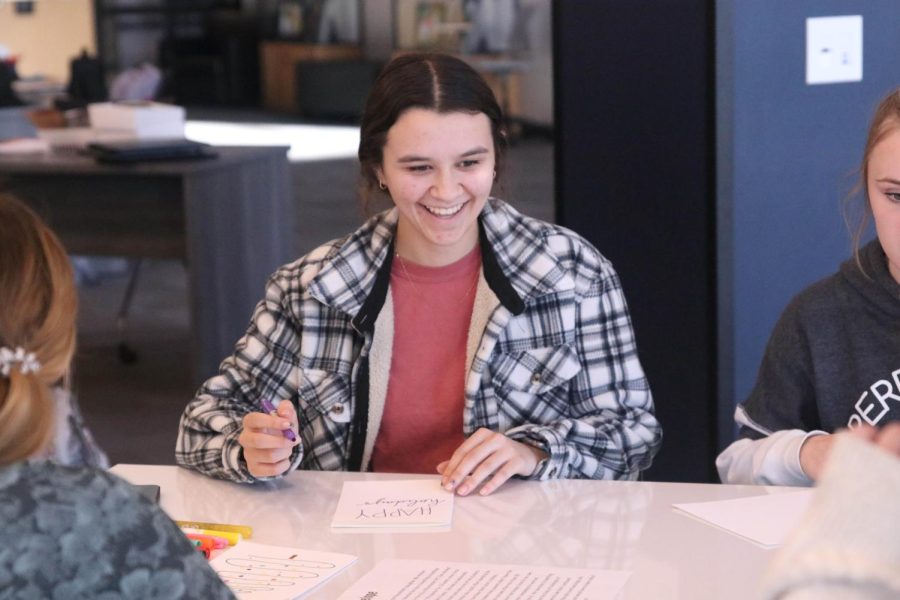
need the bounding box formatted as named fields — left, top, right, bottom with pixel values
left=176, top=199, right=662, bottom=482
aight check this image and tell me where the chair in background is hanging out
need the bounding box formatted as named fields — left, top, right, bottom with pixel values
left=158, top=12, right=260, bottom=107
left=0, top=61, right=23, bottom=107
left=295, top=59, right=382, bottom=120
left=66, top=50, right=108, bottom=107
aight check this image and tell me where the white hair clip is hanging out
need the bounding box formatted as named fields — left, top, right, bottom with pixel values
left=0, top=346, right=42, bottom=377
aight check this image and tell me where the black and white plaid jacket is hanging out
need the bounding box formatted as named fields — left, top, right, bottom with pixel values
left=176, top=199, right=662, bottom=483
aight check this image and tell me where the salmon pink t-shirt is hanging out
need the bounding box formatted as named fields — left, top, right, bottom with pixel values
left=370, top=246, right=482, bottom=474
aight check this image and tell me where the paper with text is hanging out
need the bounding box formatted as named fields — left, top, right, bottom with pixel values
left=337, top=559, right=631, bottom=600
left=331, top=479, right=454, bottom=528
left=673, top=489, right=814, bottom=548
left=209, top=541, right=356, bottom=599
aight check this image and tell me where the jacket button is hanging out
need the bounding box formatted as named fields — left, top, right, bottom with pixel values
left=531, top=372, right=542, bottom=385
left=331, top=404, right=345, bottom=415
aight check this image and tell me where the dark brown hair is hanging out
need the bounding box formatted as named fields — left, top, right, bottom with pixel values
left=357, top=53, right=507, bottom=210
left=845, top=88, right=900, bottom=264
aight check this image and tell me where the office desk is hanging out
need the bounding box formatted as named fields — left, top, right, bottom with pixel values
left=260, top=42, right=362, bottom=113
left=0, top=147, right=293, bottom=384
left=112, top=465, right=782, bottom=599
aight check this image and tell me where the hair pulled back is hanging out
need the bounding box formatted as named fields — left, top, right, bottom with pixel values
left=0, top=194, right=77, bottom=464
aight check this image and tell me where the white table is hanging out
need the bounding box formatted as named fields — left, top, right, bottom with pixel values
left=111, top=465, right=783, bottom=599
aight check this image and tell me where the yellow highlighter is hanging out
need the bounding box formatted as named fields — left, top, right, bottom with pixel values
left=174, top=520, right=253, bottom=539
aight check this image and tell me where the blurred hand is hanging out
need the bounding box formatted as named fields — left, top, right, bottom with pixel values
left=436, top=428, right=548, bottom=497
left=239, top=400, right=299, bottom=478
left=799, top=433, right=834, bottom=481
left=849, top=422, right=900, bottom=456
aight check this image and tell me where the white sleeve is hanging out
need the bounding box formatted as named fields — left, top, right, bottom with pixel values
left=716, top=431, right=815, bottom=486
left=716, top=404, right=827, bottom=486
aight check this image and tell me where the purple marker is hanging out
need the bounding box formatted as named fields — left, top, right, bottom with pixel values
left=261, top=399, right=297, bottom=442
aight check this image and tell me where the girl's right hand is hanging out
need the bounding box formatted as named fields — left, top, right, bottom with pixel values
left=238, top=400, right=299, bottom=478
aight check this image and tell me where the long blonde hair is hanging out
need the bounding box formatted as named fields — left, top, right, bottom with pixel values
left=0, top=194, right=77, bottom=464
left=845, top=88, right=900, bottom=263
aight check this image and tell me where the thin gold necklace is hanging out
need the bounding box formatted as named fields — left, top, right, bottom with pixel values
left=394, top=252, right=480, bottom=301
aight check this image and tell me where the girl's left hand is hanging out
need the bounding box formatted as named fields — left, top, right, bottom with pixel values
left=436, top=428, right=548, bottom=496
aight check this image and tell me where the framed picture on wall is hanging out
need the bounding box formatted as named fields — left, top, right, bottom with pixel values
left=415, top=2, right=446, bottom=48
left=278, top=0, right=305, bottom=39
left=394, top=0, right=469, bottom=51
left=273, top=0, right=361, bottom=44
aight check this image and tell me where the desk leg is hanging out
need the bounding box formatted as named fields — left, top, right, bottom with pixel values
left=182, top=153, right=294, bottom=386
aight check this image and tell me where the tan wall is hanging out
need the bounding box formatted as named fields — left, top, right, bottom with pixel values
left=0, top=0, right=95, bottom=82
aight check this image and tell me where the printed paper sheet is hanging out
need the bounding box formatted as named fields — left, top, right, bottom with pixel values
left=337, top=559, right=631, bottom=600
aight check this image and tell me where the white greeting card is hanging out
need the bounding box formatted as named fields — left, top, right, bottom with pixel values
left=331, top=478, right=454, bottom=528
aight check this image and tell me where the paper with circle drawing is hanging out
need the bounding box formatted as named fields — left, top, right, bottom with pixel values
left=672, top=489, right=814, bottom=548
left=209, top=541, right=356, bottom=599
left=331, top=479, right=454, bottom=528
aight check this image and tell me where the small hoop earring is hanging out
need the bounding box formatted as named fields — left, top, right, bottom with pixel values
left=492, top=170, right=497, bottom=180
left=379, top=180, right=387, bottom=190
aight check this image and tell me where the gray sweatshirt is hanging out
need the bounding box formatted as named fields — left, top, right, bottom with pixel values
left=717, top=239, right=900, bottom=485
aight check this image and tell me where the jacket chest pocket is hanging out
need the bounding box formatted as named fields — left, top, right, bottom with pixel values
left=296, top=369, right=352, bottom=470
left=298, top=369, right=352, bottom=424
left=490, top=344, right=582, bottom=422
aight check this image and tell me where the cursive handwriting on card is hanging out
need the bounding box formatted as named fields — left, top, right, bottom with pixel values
left=332, top=480, right=454, bottom=528
left=355, top=496, right=446, bottom=520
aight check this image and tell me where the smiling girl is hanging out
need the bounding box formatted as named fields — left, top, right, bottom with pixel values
left=177, top=53, right=661, bottom=495
left=718, top=88, right=900, bottom=486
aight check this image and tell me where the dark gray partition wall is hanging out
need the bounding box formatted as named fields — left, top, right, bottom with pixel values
left=553, top=1, right=717, bottom=482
